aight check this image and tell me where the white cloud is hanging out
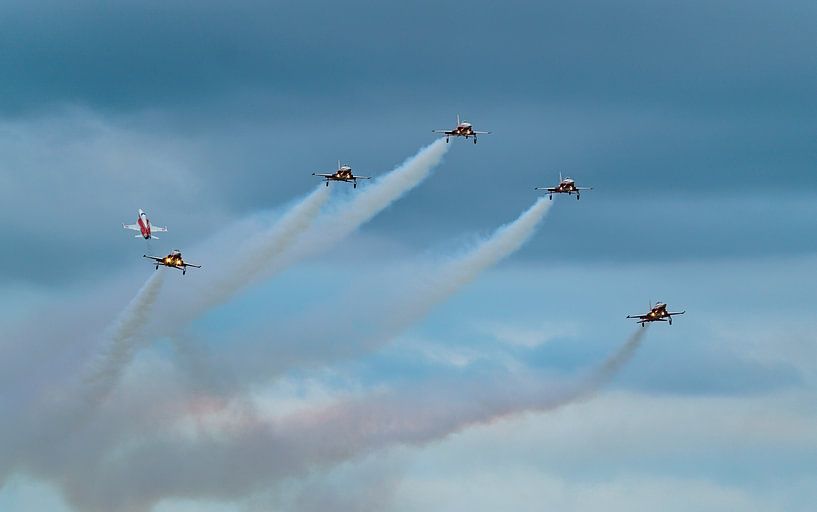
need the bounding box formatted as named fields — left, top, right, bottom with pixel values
left=386, top=389, right=817, bottom=512
left=473, top=319, right=579, bottom=348
left=393, top=471, right=787, bottom=512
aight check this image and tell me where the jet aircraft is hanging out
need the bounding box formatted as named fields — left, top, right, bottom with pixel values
left=535, top=173, right=593, bottom=200
left=432, top=115, right=491, bottom=144
left=313, top=162, right=371, bottom=188
left=144, top=250, right=201, bottom=275
left=627, top=302, right=685, bottom=326
left=123, top=209, right=167, bottom=239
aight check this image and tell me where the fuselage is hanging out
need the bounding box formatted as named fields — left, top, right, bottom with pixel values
left=556, top=179, right=577, bottom=192
left=136, top=209, right=152, bottom=239
left=450, top=122, right=475, bottom=136
left=332, top=167, right=355, bottom=181
left=646, top=303, right=669, bottom=319
left=162, top=250, right=184, bottom=267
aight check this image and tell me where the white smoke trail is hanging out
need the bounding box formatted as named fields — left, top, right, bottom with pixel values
left=273, top=139, right=449, bottom=268
left=162, top=141, right=448, bottom=332
left=191, top=185, right=331, bottom=315
left=57, top=328, right=648, bottom=512
left=182, top=196, right=553, bottom=388
left=83, top=270, right=166, bottom=403
left=389, top=196, right=552, bottom=330
left=579, top=326, right=649, bottom=396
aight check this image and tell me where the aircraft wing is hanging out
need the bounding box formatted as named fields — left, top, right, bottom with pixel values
left=576, top=187, right=593, bottom=191
left=432, top=130, right=454, bottom=134
left=123, top=223, right=140, bottom=231
left=354, top=176, right=372, bottom=180
left=534, top=187, right=558, bottom=192
left=473, top=131, right=491, bottom=134
left=143, top=255, right=163, bottom=263
left=668, top=310, right=686, bottom=316
left=313, top=173, right=335, bottom=178
left=152, top=226, right=168, bottom=232
left=626, top=314, right=650, bottom=320
left=185, top=263, right=202, bottom=268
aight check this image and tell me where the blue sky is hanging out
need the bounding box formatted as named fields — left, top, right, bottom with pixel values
left=1, top=1, right=816, bottom=511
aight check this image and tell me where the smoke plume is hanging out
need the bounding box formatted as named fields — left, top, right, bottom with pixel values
left=269, top=139, right=450, bottom=271
left=197, top=196, right=552, bottom=387
left=83, top=271, right=166, bottom=403
left=55, top=328, right=647, bottom=512
left=383, top=196, right=552, bottom=334
left=192, top=185, right=331, bottom=315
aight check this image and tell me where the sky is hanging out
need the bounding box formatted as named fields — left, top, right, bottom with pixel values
left=1, top=1, right=816, bottom=511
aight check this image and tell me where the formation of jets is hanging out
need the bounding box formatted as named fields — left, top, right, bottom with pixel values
left=119, top=116, right=685, bottom=325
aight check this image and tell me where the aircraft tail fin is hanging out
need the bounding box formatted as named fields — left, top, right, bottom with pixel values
left=457, top=113, right=460, bottom=125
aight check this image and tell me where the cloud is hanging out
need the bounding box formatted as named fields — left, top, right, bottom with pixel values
left=393, top=471, right=791, bottom=512
left=473, top=319, right=579, bottom=348
left=1, top=0, right=813, bottom=115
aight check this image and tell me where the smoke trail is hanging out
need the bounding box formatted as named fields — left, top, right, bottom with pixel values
left=161, top=141, right=447, bottom=333
left=388, top=196, right=551, bottom=331
left=273, top=139, right=449, bottom=268
left=192, top=185, right=331, bottom=315
left=83, top=271, right=165, bottom=403
left=293, top=327, right=652, bottom=456
left=56, top=328, right=648, bottom=512
left=178, top=196, right=552, bottom=391
left=579, top=326, right=649, bottom=396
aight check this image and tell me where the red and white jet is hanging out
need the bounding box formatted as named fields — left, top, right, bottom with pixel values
left=433, top=115, right=491, bottom=144
left=123, top=209, right=167, bottom=240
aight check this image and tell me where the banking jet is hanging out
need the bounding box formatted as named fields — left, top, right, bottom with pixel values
left=313, top=162, right=371, bottom=188
left=433, top=115, right=491, bottom=144
left=627, top=302, right=685, bottom=326
left=535, top=173, right=593, bottom=200
left=144, top=250, right=201, bottom=275
left=123, top=209, right=167, bottom=239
